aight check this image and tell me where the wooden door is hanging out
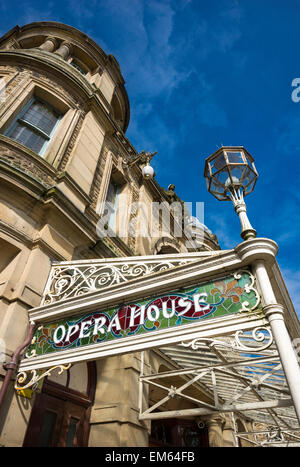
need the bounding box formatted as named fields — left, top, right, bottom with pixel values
left=23, top=392, right=87, bottom=447
left=23, top=363, right=96, bottom=447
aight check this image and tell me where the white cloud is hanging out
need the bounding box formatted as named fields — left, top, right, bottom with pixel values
left=265, top=196, right=300, bottom=246
left=171, top=0, right=244, bottom=60
left=206, top=208, right=241, bottom=249
left=91, top=0, right=190, bottom=99
left=280, top=268, right=300, bottom=318
left=17, top=1, right=55, bottom=24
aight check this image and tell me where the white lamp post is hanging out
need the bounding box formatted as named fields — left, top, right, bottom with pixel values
left=204, top=146, right=300, bottom=423
left=204, top=146, right=258, bottom=240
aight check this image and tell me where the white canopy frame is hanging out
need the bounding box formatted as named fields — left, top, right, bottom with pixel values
left=138, top=326, right=300, bottom=447
left=12, top=238, right=300, bottom=447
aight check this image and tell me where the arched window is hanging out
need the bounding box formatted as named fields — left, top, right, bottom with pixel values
left=153, top=237, right=181, bottom=255
left=5, top=97, right=62, bottom=155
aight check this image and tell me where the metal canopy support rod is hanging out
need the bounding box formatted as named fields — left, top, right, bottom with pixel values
left=253, top=260, right=300, bottom=422
left=139, top=398, right=294, bottom=420
left=138, top=351, right=145, bottom=417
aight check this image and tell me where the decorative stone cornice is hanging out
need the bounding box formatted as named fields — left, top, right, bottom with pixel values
left=0, top=135, right=56, bottom=188
left=0, top=50, right=117, bottom=133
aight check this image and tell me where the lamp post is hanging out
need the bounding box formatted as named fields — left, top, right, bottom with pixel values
left=204, top=146, right=258, bottom=240
left=204, top=146, right=300, bottom=423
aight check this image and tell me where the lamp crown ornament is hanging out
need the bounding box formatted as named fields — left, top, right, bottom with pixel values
left=204, top=146, right=258, bottom=241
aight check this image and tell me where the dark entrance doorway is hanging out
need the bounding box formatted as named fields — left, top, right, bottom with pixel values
left=149, top=418, right=209, bottom=447
left=23, top=362, right=96, bottom=447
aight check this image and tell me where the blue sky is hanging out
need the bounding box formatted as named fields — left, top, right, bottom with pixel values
left=0, top=0, right=300, bottom=315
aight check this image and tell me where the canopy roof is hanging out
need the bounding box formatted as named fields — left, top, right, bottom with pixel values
left=140, top=328, right=300, bottom=446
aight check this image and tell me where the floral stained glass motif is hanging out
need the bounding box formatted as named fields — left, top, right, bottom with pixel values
left=28, top=270, right=260, bottom=358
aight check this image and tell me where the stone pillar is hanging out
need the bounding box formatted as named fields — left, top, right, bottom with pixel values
left=38, top=36, right=58, bottom=52
left=222, top=414, right=237, bottom=447
left=54, top=41, right=72, bottom=60
left=203, top=415, right=224, bottom=447
left=88, top=353, right=149, bottom=447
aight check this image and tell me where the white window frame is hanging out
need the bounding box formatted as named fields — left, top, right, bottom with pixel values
left=5, top=96, right=62, bottom=156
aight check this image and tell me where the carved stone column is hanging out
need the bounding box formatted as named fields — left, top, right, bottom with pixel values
left=222, top=415, right=237, bottom=447
left=203, top=415, right=224, bottom=447
left=38, top=36, right=58, bottom=52
left=89, top=354, right=149, bottom=447
left=54, top=41, right=73, bottom=60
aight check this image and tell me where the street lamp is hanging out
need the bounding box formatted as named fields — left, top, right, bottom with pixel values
left=141, top=155, right=155, bottom=179
left=123, top=150, right=156, bottom=180
left=204, top=146, right=258, bottom=241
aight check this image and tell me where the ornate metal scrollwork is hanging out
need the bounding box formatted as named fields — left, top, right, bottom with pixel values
left=181, top=326, right=273, bottom=353
left=15, top=363, right=72, bottom=391
left=233, top=269, right=260, bottom=313
left=181, top=337, right=233, bottom=351
left=42, top=260, right=189, bottom=304
left=233, top=326, right=273, bottom=352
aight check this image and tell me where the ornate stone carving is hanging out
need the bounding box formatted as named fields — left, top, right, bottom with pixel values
left=162, top=184, right=183, bottom=205
left=57, top=111, right=85, bottom=172
left=89, top=144, right=108, bottom=209
left=127, top=186, right=140, bottom=252
left=0, top=143, right=56, bottom=188
left=0, top=69, right=28, bottom=107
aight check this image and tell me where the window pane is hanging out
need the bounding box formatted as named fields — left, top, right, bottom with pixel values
left=106, top=180, right=117, bottom=205
left=71, top=60, right=87, bottom=75
left=66, top=417, right=79, bottom=447
left=9, top=123, right=47, bottom=153
left=22, top=101, right=59, bottom=136
left=105, top=180, right=119, bottom=230
left=38, top=410, right=57, bottom=447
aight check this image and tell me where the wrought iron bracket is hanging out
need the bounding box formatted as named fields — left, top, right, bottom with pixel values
left=15, top=363, right=72, bottom=391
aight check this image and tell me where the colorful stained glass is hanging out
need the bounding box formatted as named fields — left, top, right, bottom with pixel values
left=28, top=270, right=259, bottom=357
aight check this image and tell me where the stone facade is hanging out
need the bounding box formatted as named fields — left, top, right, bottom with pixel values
left=0, top=22, right=259, bottom=448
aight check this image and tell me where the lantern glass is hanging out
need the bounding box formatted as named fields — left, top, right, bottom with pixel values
left=204, top=147, right=258, bottom=200
left=243, top=168, right=257, bottom=195
left=243, top=166, right=256, bottom=187
left=228, top=165, right=246, bottom=185
left=209, top=178, right=227, bottom=200
left=214, top=167, right=230, bottom=186
left=226, top=151, right=244, bottom=164
left=209, top=152, right=226, bottom=174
